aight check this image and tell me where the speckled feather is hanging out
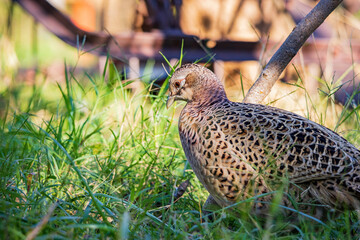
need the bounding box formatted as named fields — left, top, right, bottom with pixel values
left=167, top=63, right=360, bottom=215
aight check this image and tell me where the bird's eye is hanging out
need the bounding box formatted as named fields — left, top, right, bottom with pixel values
left=174, top=81, right=181, bottom=89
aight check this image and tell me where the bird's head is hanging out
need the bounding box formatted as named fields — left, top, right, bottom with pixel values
left=166, top=63, right=225, bottom=108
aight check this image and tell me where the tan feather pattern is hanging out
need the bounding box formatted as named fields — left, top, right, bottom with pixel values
left=167, top=63, right=360, bottom=216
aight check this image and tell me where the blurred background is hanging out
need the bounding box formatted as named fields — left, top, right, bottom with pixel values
left=1, top=0, right=360, bottom=123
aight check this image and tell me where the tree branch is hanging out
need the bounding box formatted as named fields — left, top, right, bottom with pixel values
left=243, top=0, right=343, bottom=104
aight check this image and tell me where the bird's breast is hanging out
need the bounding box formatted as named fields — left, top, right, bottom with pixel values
left=179, top=110, right=204, bottom=147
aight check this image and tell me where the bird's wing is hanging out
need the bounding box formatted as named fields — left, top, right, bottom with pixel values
left=211, top=102, right=360, bottom=185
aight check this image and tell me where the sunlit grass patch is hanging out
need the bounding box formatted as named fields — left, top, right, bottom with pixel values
left=1, top=22, right=360, bottom=238
left=0, top=58, right=202, bottom=239
left=1, top=55, right=360, bottom=238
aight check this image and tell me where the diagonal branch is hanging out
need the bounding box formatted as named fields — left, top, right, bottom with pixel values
left=243, top=0, right=343, bottom=104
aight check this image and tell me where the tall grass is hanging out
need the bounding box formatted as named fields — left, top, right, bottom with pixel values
left=1, top=54, right=360, bottom=239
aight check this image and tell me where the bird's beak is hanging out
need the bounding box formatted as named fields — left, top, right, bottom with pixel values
left=166, top=95, right=175, bottom=109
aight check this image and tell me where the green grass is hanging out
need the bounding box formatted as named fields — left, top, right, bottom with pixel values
left=1, top=1, right=360, bottom=237
left=1, top=55, right=360, bottom=239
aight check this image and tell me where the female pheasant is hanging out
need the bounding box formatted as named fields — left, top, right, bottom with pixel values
left=167, top=63, right=360, bottom=218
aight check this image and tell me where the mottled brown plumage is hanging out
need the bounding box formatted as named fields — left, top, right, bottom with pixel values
left=167, top=63, right=360, bottom=217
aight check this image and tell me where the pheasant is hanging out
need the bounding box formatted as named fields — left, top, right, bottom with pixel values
left=166, top=63, right=360, bottom=218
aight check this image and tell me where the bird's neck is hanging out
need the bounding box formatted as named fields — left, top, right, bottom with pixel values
left=189, top=85, right=228, bottom=108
